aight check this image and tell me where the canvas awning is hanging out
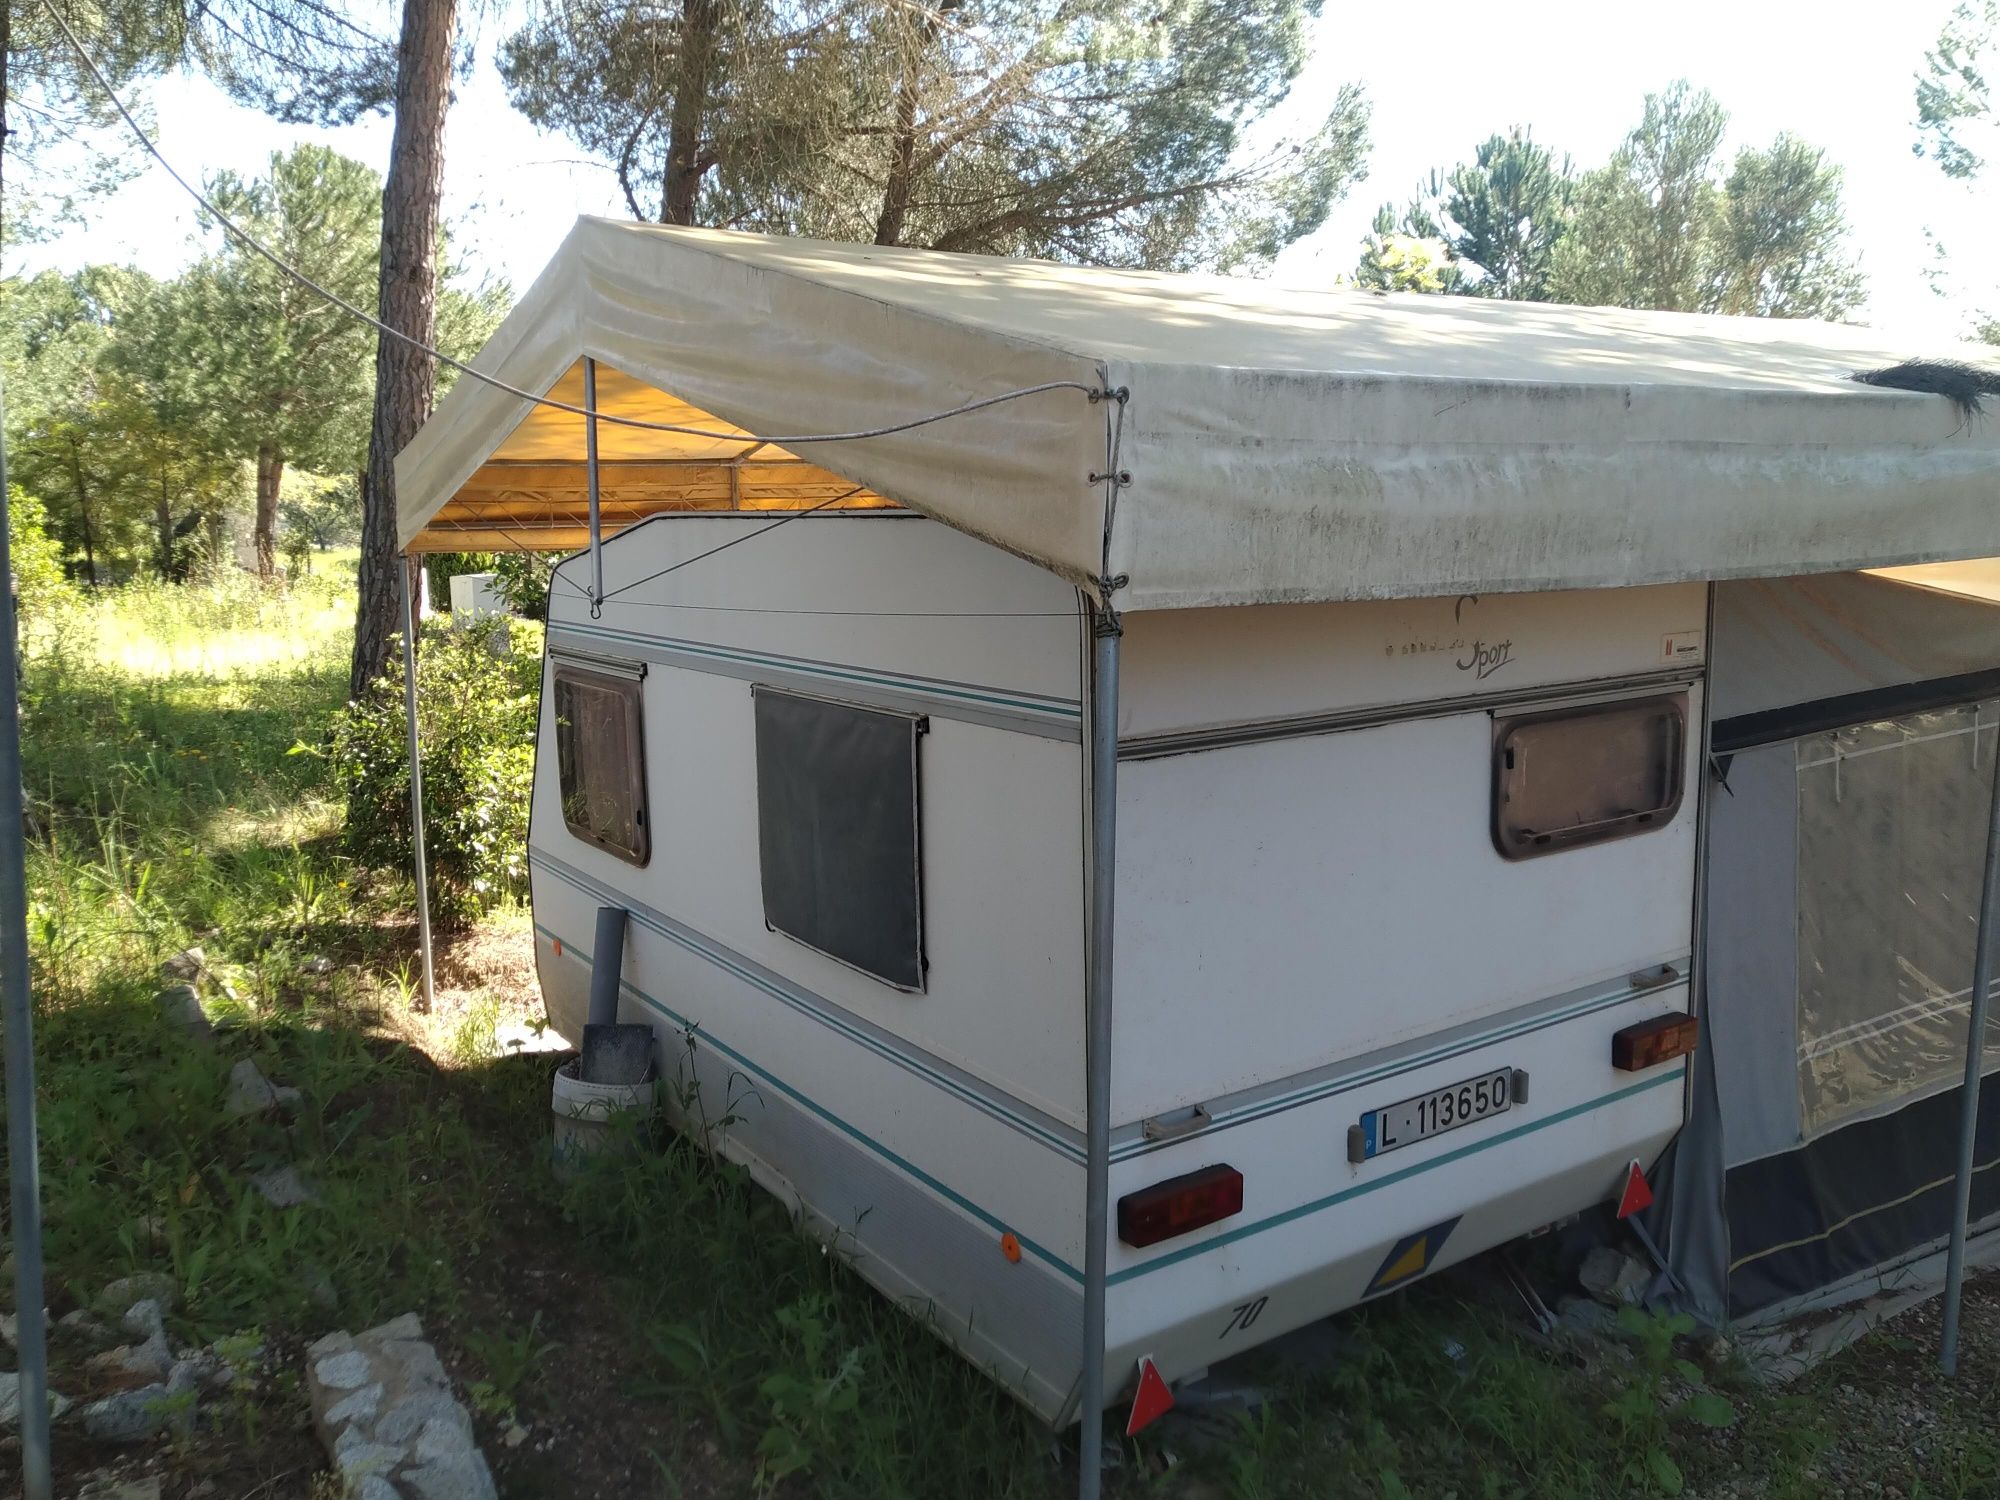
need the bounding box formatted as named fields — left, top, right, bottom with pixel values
left=397, top=217, right=2000, bottom=610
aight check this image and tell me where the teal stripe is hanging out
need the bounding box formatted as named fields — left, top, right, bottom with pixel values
left=534, top=917, right=1683, bottom=1289
left=1104, top=1069, right=1685, bottom=1285
left=537, top=922, right=1087, bottom=1285
left=531, top=853, right=1082, bottom=1160
left=554, top=619, right=1081, bottom=720
left=1131, top=982, right=1663, bottom=1158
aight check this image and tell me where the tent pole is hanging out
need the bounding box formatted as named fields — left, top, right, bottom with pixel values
left=1943, top=710, right=2000, bottom=1373
left=0, top=382, right=54, bottom=1500
left=584, top=356, right=603, bottom=614
left=398, top=558, right=436, bottom=1013
left=1079, top=601, right=1120, bottom=1500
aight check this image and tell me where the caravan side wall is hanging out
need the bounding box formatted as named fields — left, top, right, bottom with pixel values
left=528, top=514, right=1091, bottom=1417
left=1102, top=586, right=1708, bottom=1388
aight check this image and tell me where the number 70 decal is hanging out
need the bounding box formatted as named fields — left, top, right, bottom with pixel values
left=1220, top=1295, right=1268, bottom=1338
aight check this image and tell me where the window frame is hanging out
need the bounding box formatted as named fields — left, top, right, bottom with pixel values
left=550, top=655, right=651, bottom=867
left=1490, top=691, right=1688, bottom=861
left=751, top=684, right=927, bottom=992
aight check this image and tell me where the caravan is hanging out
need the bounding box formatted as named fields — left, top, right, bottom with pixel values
left=392, top=219, right=2000, bottom=1427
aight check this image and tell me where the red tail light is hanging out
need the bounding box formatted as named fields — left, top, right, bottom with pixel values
left=1117, top=1165, right=1244, bottom=1248
left=1612, top=1011, right=1698, bottom=1071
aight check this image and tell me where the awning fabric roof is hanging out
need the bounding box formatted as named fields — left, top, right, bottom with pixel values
left=396, top=217, right=2000, bottom=610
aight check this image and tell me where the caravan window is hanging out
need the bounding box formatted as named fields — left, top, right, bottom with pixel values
left=1492, top=695, right=1686, bottom=859
left=553, top=663, right=650, bottom=865
left=753, top=687, right=925, bottom=991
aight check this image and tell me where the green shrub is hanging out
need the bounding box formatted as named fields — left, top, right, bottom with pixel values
left=9, top=485, right=76, bottom=618
left=331, top=616, right=542, bottom=927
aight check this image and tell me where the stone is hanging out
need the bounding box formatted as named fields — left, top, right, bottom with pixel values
left=160, top=947, right=206, bottom=982
left=53, top=1309, right=117, bottom=1351
left=315, top=1348, right=373, bottom=1391
left=77, top=1476, right=163, bottom=1500
left=401, top=1455, right=498, bottom=1500
left=501, top=1422, right=527, bottom=1449
left=355, top=1479, right=401, bottom=1500
left=334, top=1440, right=405, bottom=1481
left=374, top=1390, right=466, bottom=1447
left=325, top=1380, right=384, bottom=1428
left=87, top=1338, right=172, bottom=1385
left=230, top=1064, right=290, bottom=1120
left=415, top=1412, right=477, bottom=1462
left=360, top=1312, right=425, bottom=1345
left=94, top=1274, right=176, bottom=1317
left=1554, top=1294, right=1624, bottom=1339
left=303, top=956, right=335, bottom=976
left=120, top=1298, right=167, bottom=1343
left=1578, top=1245, right=1651, bottom=1307
left=383, top=1340, right=448, bottom=1388
left=250, top=1164, right=317, bottom=1208
left=78, top=1384, right=186, bottom=1442
left=308, top=1329, right=357, bottom=1360
left=156, top=984, right=211, bottom=1041
left=0, top=1370, right=71, bottom=1426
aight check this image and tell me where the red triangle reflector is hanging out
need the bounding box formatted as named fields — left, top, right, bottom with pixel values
left=1125, top=1354, right=1174, bottom=1436
left=1616, top=1159, right=1654, bottom=1220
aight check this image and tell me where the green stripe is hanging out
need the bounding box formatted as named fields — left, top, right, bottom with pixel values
left=535, top=918, right=1683, bottom=1289
left=536, top=922, right=1086, bottom=1284
left=554, top=619, right=1081, bottom=720
left=531, top=853, right=1083, bottom=1159
left=1105, top=1069, right=1685, bottom=1284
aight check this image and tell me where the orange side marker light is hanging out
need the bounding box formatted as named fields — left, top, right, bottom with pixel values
left=1000, top=1232, right=1022, bottom=1263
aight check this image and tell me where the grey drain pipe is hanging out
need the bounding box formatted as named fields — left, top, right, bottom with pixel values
left=588, top=905, right=630, bottom=1029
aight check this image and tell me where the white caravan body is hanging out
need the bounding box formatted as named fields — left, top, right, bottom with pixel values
left=528, top=510, right=1700, bottom=1420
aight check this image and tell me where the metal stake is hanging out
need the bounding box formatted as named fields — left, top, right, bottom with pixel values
left=1080, top=602, right=1120, bottom=1500
left=584, top=356, right=604, bottom=615
left=0, top=380, right=54, bottom=1500
left=1942, top=699, right=2000, bottom=1375
left=398, top=558, right=436, bottom=1012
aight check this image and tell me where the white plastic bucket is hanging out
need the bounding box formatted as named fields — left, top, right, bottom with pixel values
left=550, top=1059, right=657, bottom=1179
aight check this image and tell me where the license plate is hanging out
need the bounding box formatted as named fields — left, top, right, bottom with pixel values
left=1355, top=1069, right=1515, bottom=1160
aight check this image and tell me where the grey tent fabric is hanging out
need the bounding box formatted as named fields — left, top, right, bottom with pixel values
left=1706, top=744, right=1804, bottom=1167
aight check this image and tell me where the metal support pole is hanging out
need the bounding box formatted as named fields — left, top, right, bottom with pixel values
left=1943, top=709, right=2000, bottom=1374
left=1079, top=603, right=1120, bottom=1500
left=398, top=559, right=436, bottom=1012
left=584, top=356, right=604, bottom=615
left=0, top=382, right=54, bottom=1500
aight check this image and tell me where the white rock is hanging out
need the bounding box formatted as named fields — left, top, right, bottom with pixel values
left=0, top=1370, right=71, bottom=1426
left=96, top=1274, right=175, bottom=1316
left=78, top=1384, right=180, bottom=1442
left=361, top=1312, right=425, bottom=1345
left=315, top=1348, right=373, bottom=1391
left=156, top=984, right=211, bottom=1040
left=120, top=1298, right=167, bottom=1342
left=355, top=1478, right=401, bottom=1500
left=326, top=1380, right=384, bottom=1428
left=250, top=1164, right=317, bottom=1208
left=160, top=947, right=206, bottom=981
left=224, top=1059, right=282, bottom=1118
left=308, top=1329, right=357, bottom=1359
left=1578, top=1245, right=1651, bottom=1307
left=374, top=1389, right=463, bottom=1446
left=77, top=1476, right=163, bottom=1500
left=415, top=1413, right=476, bottom=1462
left=401, top=1455, right=498, bottom=1500
left=501, top=1423, right=527, bottom=1449
left=335, top=1441, right=405, bottom=1480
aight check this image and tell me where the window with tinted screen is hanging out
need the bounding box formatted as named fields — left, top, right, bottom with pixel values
left=753, top=686, right=924, bottom=990
left=553, top=663, right=649, bottom=865
left=1492, top=694, right=1686, bottom=859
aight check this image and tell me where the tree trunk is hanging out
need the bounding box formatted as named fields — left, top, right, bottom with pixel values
left=156, top=466, right=174, bottom=580
left=350, top=0, right=458, bottom=701
left=66, top=438, right=96, bottom=587
left=873, top=0, right=956, bottom=247
left=254, top=443, right=284, bottom=582
left=661, top=0, right=717, bottom=225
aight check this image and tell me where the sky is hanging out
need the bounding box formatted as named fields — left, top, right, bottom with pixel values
left=19, top=0, right=1997, bottom=345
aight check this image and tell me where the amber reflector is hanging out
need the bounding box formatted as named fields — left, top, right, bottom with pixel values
left=1612, top=1012, right=1698, bottom=1072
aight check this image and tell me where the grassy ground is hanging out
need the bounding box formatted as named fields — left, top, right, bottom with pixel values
left=7, top=573, right=2000, bottom=1499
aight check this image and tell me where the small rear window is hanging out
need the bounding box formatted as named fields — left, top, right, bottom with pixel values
left=1492, top=694, right=1686, bottom=859
left=553, top=663, right=649, bottom=865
